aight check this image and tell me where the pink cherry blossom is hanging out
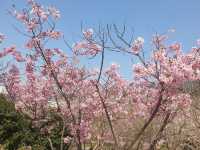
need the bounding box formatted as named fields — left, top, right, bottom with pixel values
left=169, top=42, right=181, bottom=54
left=47, top=30, right=61, bottom=39
left=64, top=136, right=72, bottom=144
left=83, top=28, right=94, bottom=39
left=15, top=12, right=27, bottom=22
left=131, top=36, right=144, bottom=54
left=12, top=51, right=25, bottom=62
left=48, top=6, right=60, bottom=19
left=73, top=40, right=102, bottom=56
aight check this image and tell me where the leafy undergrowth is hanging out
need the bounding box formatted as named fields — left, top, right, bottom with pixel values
left=0, top=94, right=70, bottom=150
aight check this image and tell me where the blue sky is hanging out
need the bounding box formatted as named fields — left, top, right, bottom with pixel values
left=1, top=0, right=200, bottom=78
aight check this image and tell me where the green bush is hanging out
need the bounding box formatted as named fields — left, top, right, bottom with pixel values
left=0, top=94, right=70, bottom=150
left=0, top=94, right=46, bottom=149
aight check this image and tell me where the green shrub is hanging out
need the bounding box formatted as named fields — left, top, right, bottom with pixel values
left=0, top=94, right=71, bottom=150
left=0, top=94, right=46, bottom=149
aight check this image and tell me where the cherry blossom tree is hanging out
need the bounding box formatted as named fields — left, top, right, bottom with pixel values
left=0, top=0, right=200, bottom=150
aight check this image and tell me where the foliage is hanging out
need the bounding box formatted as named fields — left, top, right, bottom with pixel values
left=0, top=94, right=70, bottom=150
left=0, top=94, right=41, bottom=149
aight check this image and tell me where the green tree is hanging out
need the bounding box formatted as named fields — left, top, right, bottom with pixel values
left=0, top=94, right=71, bottom=150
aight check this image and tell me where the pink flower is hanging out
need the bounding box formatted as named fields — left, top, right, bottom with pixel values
left=12, top=51, right=25, bottom=62
left=15, top=101, right=24, bottom=111
left=0, top=46, right=16, bottom=58
left=73, top=41, right=102, bottom=56
left=133, top=64, right=147, bottom=78
left=131, top=37, right=144, bottom=54
left=192, top=61, right=200, bottom=70
left=169, top=43, right=181, bottom=54
left=48, top=7, right=60, bottom=19
left=63, top=136, right=72, bottom=144
left=153, top=49, right=166, bottom=62
left=27, top=20, right=38, bottom=31
left=40, top=11, right=49, bottom=20
left=15, top=12, right=27, bottom=22
left=25, top=38, right=40, bottom=49
left=47, top=31, right=61, bottom=39
left=3, top=46, right=16, bottom=56
left=82, top=28, right=93, bottom=39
